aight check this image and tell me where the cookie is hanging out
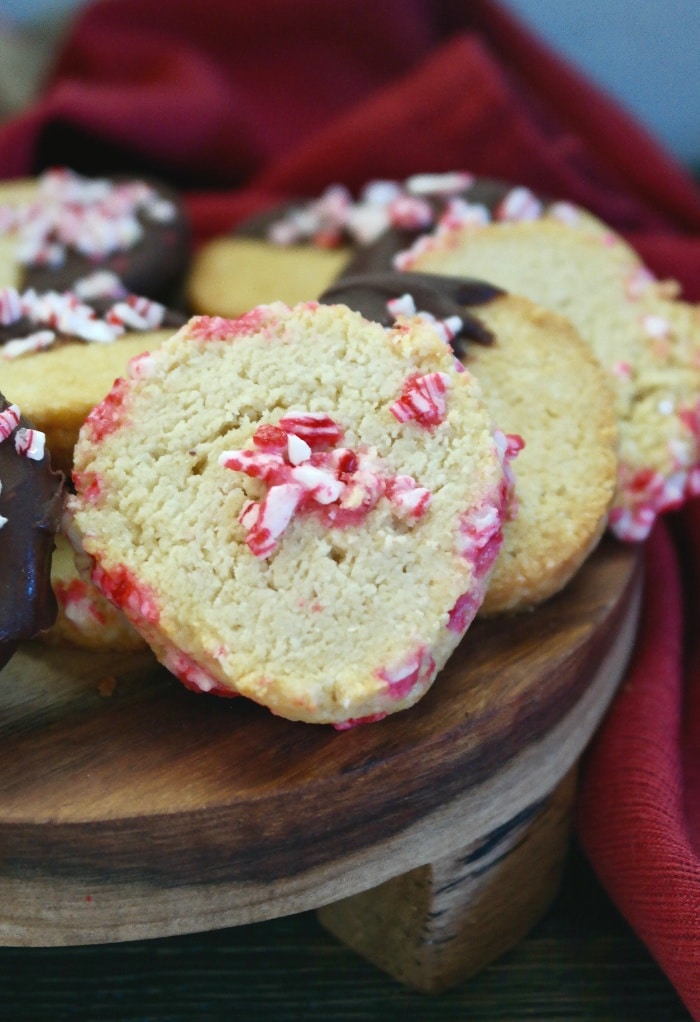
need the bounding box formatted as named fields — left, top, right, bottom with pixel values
left=0, top=393, right=64, bottom=669
left=0, top=167, right=190, bottom=302
left=393, top=189, right=700, bottom=540
left=1, top=285, right=186, bottom=476
left=320, top=273, right=618, bottom=614
left=68, top=302, right=516, bottom=726
left=186, top=174, right=478, bottom=316
left=41, top=531, right=146, bottom=652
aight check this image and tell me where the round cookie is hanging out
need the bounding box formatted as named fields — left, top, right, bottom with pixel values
left=320, top=273, right=619, bottom=614
left=393, top=188, right=700, bottom=541
left=68, top=302, right=515, bottom=726
left=41, top=532, right=146, bottom=652
left=1, top=393, right=64, bottom=669
left=186, top=174, right=477, bottom=317
left=1, top=287, right=185, bottom=476
left=0, top=167, right=190, bottom=302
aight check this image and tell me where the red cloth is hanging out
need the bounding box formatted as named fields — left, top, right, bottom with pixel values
left=2, top=0, right=700, bottom=1013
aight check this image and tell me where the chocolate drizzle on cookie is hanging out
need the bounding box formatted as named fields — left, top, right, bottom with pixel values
left=0, top=393, right=64, bottom=669
left=319, top=271, right=504, bottom=358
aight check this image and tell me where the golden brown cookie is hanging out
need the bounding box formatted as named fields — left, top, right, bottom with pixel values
left=396, top=191, right=700, bottom=540
left=68, top=302, right=515, bottom=725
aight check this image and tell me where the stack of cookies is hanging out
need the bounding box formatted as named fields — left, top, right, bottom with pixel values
left=6, top=168, right=698, bottom=726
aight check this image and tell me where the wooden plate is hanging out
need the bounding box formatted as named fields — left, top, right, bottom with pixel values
left=0, top=536, right=642, bottom=946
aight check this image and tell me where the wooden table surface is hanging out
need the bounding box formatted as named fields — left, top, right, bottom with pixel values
left=0, top=840, right=690, bottom=1021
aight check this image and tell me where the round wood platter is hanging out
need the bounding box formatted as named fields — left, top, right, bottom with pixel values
left=0, top=536, right=642, bottom=948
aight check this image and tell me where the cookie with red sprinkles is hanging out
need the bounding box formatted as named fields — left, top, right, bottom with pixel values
left=0, top=392, right=63, bottom=669
left=394, top=186, right=700, bottom=541
left=68, top=302, right=516, bottom=725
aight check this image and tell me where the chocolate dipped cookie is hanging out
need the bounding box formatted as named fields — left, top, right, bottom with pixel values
left=0, top=168, right=190, bottom=303
left=0, top=393, right=63, bottom=669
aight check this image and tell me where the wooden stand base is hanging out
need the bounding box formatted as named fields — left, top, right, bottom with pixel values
left=0, top=539, right=642, bottom=993
left=319, top=769, right=577, bottom=992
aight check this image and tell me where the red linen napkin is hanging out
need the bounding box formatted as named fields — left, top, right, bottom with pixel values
left=1, top=0, right=700, bottom=1013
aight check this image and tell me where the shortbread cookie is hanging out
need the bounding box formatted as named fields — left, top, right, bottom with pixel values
left=1, top=286, right=185, bottom=475
left=0, top=393, right=63, bottom=669
left=394, top=189, right=700, bottom=540
left=186, top=174, right=479, bottom=316
left=321, top=273, right=618, bottom=613
left=68, top=302, right=516, bottom=725
left=41, top=532, right=146, bottom=652
left=186, top=219, right=351, bottom=317
left=0, top=168, right=190, bottom=301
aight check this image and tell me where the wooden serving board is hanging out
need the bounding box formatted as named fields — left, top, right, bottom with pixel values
left=0, top=536, right=643, bottom=988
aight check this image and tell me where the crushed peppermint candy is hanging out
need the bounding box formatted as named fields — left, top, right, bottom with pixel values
left=73, top=270, right=129, bottom=301
left=0, top=402, right=48, bottom=529
left=495, top=185, right=543, bottom=222
left=0, top=167, right=176, bottom=267
left=0, top=285, right=168, bottom=358
left=0, top=403, right=21, bottom=441
left=219, top=412, right=434, bottom=558
left=14, top=427, right=45, bottom=460
left=385, top=292, right=463, bottom=348
left=267, top=173, right=483, bottom=248
left=0, top=403, right=46, bottom=458
left=389, top=372, right=451, bottom=427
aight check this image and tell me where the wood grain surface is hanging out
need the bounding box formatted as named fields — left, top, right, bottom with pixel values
left=0, top=536, right=642, bottom=947
left=0, top=843, right=691, bottom=1022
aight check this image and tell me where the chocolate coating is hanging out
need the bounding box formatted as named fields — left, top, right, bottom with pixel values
left=15, top=177, right=190, bottom=306
left=319, top=271, right=504, bottom=356
left=0, top=394, right=64, bottom=669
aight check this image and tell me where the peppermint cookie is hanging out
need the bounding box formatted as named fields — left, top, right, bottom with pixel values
left=41, top=532, right=146, bottom=652
left=1, top=286, right=185, bottom=475
left=0, top=393, right=64, bottom=669
left=320, top=273, right=618, bottom=614
left=394, top=188, right=700, bottom=540
left=68, top=302, right=515, bottom=725
left=186, top=174, right=477, bottom=316
left=0, top=167, right=190, bottom=302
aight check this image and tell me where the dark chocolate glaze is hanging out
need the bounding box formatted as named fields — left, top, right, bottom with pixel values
left=16, top=178, right=191, bottom=306
left=319, top=271, right=504, bottom=357
left=0, top=393, right=64, bottom=669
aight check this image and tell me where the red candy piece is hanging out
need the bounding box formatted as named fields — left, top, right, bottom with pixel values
left=277, top=412, right=344, bottom=448
left=83, top=377, right=130, bottom=442
left=220, top=412, right=434, bottom=558
left=389, top=372, right=450, bottom=427
left=253, top=424, right=289, bottom=453
left=92, top=562, right=160, bottom=625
